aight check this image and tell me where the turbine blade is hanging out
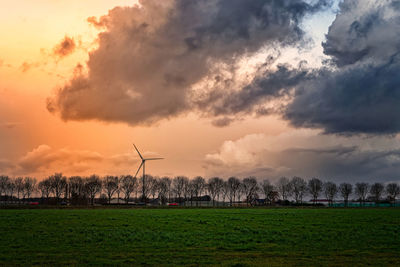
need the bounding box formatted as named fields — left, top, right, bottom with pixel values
left=133, top=144, right=143, bottom=160
left=145, top=158, right=164, bottom=161
left=134, top=162, right=144, bottom=178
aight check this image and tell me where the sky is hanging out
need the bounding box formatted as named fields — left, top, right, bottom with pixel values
left=1, top=0, right=400, bottom=183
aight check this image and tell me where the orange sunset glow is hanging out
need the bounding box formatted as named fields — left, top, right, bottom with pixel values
left=1, top=0, right=400, bottom=184
left=1, top=1, right=400, bottom=266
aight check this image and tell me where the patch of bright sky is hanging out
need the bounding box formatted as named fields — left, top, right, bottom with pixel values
left=274, top=0, right=340, bottom=68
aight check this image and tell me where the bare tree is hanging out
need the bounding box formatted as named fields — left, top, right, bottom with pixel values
left=149, top=176, right=160, bottom=200
left=6, top=178, right=15, bottom=203
left=220, top=181, right=229, bottom=206
left=290, top=177, right=307, bottom=204
left=85, top=175, right=102, bottom=205
left=137, top=175, right=154, bottom=202
left=192, top=176, right=205, bottom=206
left=242, top=177, right=259, bottom=206
left=158, top=177, right=171, bottom=204
left=227, top=177, right=241, bottom=205
left=38, top=178, right=52, bottom=202
left=215, top=178, right=226, bottom=207
left=49, top=173, right=67, bottom=204
left=102, top=176, right=119, bottom=204
left=120, top=175, right=137, bottom=204
left=187, top=180, right=196, bottom=206
left=173, top=176, right=188, bottom=202
left=308, top=178, right=323, bottom=205
left=23, top=177, right=37, bottom=201
left=160, top=176, right=172, bottom=203
left=15, top=177, right=24, bottom=203
left=237, top=182, right=245, bottom=203
left=339, top=183, right=353, bottom=207
left=115, top=177, right=121, bottom=203
left=154, top=179, right=163, bottom=202
left=355, top=182, right=369, bottom=206
left=386, top=183, right=400, bottom=206
left=207, top=177, right=224, bottom=206
left=69, top=176, right=85, bottom=204
left=276, top=177, right=293, bottom=202
left=324, top=182, right=338, bottom=206
left=370, top=182, right=384, bottom=204
left=182, top=178, right=192, bottom=206
left=143, top=175, right=156, bottom=201
left=261, top=179, right=275, bottom=205
left=0, top=175, right=9, bottom=201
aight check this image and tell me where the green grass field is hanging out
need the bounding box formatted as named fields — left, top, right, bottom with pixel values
left=1, top=208, right=399, bottom=266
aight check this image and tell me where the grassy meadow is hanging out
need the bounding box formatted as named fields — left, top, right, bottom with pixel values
left=1, top=208, right=399, bottom=266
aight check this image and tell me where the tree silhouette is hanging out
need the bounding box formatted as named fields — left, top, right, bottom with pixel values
left=261, top=179, right=274, bottom=205
left=277, top=177, right=293, bottom=202
left=308, top=178, right=323, bottom=205
left=49, top=173, right=67, bottom=204
left=192, top=176, right=206, bottom=206
left=120, top=175, right=137, bottom=204
left=386, top=183, right=400, bottom=206
left=242, top=177, right=259, bottom=206
left=290, top=177, right=307, bottom=204
left=23, top=177, right=37, bottom=201
left=355, top=183, right=369, bottom=206
left=38, top=179, right=52, bottom=203
left=207, top=177, right=224, bottom=206
left=370, top=182, right=384, bottom=205
left=103, top=176, right=119, bottom=204
left=14, top=177, right=24, bottom=204
left=339, top=183, right=352, bottom=207
left=324, top=182, right=338, bottom=206
left=0, top=175, right=9, bottom=201
left=6, top=178, right=15, bottom=203
left=227, top=177, right=241, bottom=206
left=173, top=176, right=188, bottom=202
left=85, top=175, right=102, bottom=205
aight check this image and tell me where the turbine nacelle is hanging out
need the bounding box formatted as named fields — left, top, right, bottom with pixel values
left=133, top=144, right=164, bottom=178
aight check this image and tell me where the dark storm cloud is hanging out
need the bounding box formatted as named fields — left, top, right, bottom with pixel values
left=285, top=146, right=358, bottom=156
left=285, top=56, right=400, bottom=134
left=322, top=0, right=400, bottom=67
left=47, top=0, right=330, bottom=125
left=204, top=0, right=400, bottom=135
left=284, top=0, right=400, bottom=135
left=196, top=64, right=311, bottom=117
left=279, top=146, right=400, bottom=182
left=48, top=0, right=400, bottom=136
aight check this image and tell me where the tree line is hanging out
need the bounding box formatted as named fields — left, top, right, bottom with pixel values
left=0, top=174, right=399, bottom=206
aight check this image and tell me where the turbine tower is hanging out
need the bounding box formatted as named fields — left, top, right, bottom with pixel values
left=133, top=144, right=163, bottom=202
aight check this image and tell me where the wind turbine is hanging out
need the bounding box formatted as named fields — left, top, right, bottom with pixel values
left=133, top=144, right=164, bottom=202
